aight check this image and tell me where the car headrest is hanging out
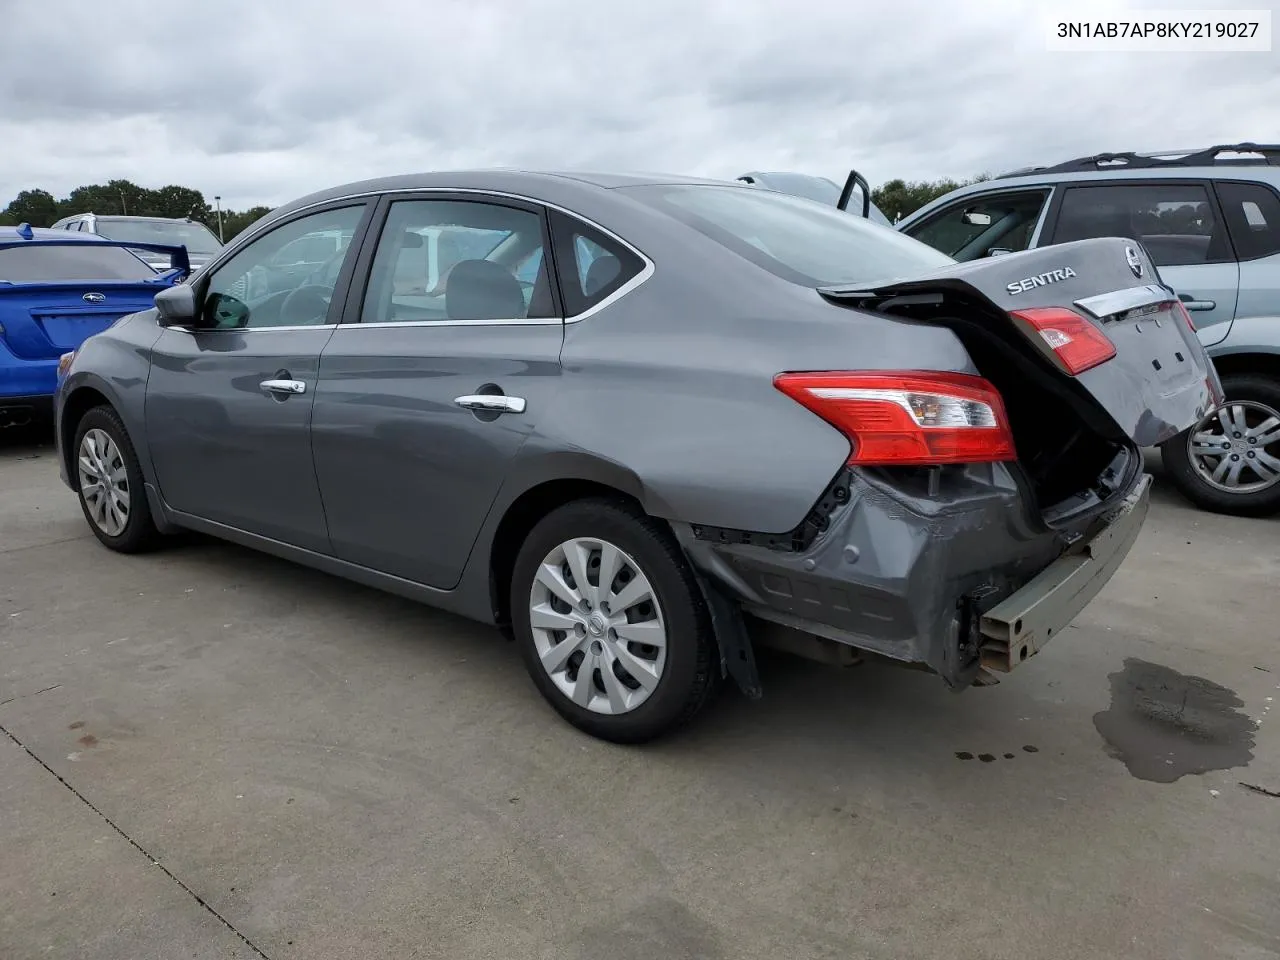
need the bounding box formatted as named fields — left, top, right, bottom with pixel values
left=445, top=259, right=525, bottom=321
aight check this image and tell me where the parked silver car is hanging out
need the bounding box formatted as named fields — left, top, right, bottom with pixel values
left=54, top=170, right=1218, bottom=742
left=51, top=214, right=224, bottom=272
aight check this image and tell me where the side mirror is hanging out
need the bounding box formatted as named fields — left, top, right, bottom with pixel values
left=155, top=284, right=199, bottom=327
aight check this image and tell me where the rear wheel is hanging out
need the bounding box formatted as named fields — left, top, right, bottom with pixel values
left=1161, top=374, right=1280, bottom=517
left=510, top=498, right=718, bottom=743
left=73, top=406, right=162, bottom=552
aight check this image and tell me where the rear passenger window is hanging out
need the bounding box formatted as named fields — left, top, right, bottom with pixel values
left=360, top=199, right=554, bottom=323
left=1052, top=183, right=1230, bottom=267
left=549, top=212, right=645, bottom=316
left=1216, top=181, right=1280, bottom=261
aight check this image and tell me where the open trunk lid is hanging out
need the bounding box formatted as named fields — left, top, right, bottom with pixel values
left=0, top=283, right=162, bottom=360
left=820, top=237, right=1222, bottom=449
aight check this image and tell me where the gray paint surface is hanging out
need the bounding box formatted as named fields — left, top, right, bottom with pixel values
left=54, top=170, right=1213, bottom=681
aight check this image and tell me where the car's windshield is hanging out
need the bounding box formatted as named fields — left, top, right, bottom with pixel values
left=627, top=183, right=953, bottom=286
left=0, top=243, right=158, bottom=282
left=94, top=218, right=223, bottom=254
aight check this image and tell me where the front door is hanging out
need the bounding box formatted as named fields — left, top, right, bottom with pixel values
left=311, top=194, right=566, bottom=589
left=1047, top=180, right=1241, bottom=347
left=144, top=203, right=370, bottom=552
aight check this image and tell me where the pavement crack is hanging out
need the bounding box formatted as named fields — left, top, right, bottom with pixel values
left=0, top=721, right=271, bottom=959
left=0, top=534, right=92, bottom=556
left=1239, top=781, right=1280, bottom=799
left=0, top=683, right=63, bottom=707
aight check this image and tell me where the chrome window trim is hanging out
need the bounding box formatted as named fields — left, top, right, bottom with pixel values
left=165, top=323, right=340, bottom=334
left=206, top=187, right=656, bottom=328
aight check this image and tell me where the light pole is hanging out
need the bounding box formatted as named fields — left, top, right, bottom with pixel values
left=214, top=195, right=225, bottom=243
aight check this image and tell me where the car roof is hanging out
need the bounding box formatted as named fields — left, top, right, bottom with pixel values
left=59, top=214, right=202, bottom=223
left=270, top=168, right=741, bottom=218
left=0, top=225, right=111, bottom=242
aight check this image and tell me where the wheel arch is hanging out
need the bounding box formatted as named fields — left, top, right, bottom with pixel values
left=1207, top=349, right=1280, bottom=382
left=58, top=377, right=120, bottom=491
left=482, top=451, right=651, bottom=628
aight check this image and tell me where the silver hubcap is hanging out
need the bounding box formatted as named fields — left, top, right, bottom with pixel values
left=1188, top=400, right=1280, bottom=494
left=77, top=428, right=131, bottom=536
left=529, top=537, right=668, bottom=716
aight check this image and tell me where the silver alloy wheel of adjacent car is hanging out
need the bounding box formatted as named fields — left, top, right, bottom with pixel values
left=1187, top=400, right=1280, bottom=494
left=77, top=428, right=131, bottom=537
left=528, top=537, right=668, bottom=716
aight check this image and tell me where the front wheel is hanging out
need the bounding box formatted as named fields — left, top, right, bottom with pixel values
left=510, top=498, right=718, bottom=744
left=72, top=405, right=162, bottom=552
left=1161, top=373, right=1280, bottom=517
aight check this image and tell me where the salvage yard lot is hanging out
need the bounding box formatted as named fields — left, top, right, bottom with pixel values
left=1, top=432, right=1278, bottom=960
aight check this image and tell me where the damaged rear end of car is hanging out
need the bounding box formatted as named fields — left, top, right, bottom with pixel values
left=688, top=238, right=1220, bottom=690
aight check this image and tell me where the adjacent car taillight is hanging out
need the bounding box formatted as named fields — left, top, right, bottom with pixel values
left=1010, top=307, right=1117, bottom=375
left=774, top=371, right=1017, bottom=467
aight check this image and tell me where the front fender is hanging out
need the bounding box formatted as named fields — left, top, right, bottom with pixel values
left=55, top=312, right=163, bottom=491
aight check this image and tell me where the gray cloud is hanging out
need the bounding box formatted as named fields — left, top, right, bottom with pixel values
left=1, top=0, right=1276, bottom=210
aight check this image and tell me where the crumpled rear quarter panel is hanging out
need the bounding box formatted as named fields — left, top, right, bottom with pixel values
left=679, top=463, right=1073, bottom=682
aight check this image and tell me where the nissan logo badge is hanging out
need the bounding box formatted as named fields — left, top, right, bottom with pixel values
left=1124, top=246, right=1143, bottom=279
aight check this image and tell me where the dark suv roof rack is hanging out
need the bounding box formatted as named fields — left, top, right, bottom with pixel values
left=996, top=142, right=1280, bottom=178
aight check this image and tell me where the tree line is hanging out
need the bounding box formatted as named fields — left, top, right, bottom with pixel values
left=0, top=180, right=273, bottom=243
left=0, top=174, right=992, bottom=244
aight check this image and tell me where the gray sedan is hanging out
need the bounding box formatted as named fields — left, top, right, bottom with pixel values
left=54, top=171, right=1219, bottom=742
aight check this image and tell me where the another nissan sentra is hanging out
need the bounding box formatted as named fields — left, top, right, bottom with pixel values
left=54, top=171, right=1220, bottom=742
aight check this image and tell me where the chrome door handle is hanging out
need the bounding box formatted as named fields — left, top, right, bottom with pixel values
left=260, top=378, right=307, bottom=395
left=1178, top=294, right=1217, bottom=311
left=454, top=394, right=526, bottom=414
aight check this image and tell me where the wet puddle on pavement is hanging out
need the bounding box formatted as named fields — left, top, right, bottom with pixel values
left=1094, top=658, right=1255, bottom=783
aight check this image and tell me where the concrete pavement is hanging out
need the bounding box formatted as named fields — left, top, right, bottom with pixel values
left=2, top=433, right=1278, bottom=959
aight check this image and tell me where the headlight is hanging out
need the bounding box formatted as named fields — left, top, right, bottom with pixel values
left=57, top=350, right=77, bottom=379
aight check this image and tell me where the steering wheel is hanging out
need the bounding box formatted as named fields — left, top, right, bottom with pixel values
left=278, top=284, right=333, bottom=326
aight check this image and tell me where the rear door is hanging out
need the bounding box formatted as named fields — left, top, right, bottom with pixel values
left=144, top=203, right=371, bottom=553
left=1044, top=180, right=1240, bottom=347
left=311, top=193, right=566, bottom=589
left=1214, top=179, right=1280, bottom=340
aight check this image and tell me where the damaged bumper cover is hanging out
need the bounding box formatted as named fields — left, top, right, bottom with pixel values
left=678, top=460, right=1149, bottom=689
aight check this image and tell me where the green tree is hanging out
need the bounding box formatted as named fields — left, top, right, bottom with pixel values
left=58, top=179, right=151, bottom=218
left=149, top=185, right=211, bottom=221
left=0, top=188, right=59, bottom=227
left=873, top=174, right=992, bottom=223
left=215, top=205, right=274, bottom=242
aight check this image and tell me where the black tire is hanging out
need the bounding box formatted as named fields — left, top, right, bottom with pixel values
left=1161, top=373, right=1280, bottom=517
left=71, top=405, right=163, bottom=553
left=510, top=497, right=719, bottom=744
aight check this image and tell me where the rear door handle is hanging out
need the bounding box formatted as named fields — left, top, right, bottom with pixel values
left=454, top=394, right=526, bottom=414
left=260, top=378, right=307, bottom=396
left=1178, top=294, right=1217, bottom=311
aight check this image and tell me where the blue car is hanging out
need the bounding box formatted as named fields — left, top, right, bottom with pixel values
left=0, top=223, right=188, bottom=428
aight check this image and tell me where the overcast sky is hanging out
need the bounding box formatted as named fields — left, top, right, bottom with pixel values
left=1, top=0, right=1275, bottom=210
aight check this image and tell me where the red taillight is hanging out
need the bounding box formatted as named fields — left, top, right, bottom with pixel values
left=1011, top=307, right=1117, bottom=375
left=1173, top=299, right=1197, bottom=331
left=774, top=371, right=1017, bottom=467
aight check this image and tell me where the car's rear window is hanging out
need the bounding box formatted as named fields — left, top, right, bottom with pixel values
left=95, top=218, right=223, bottom=255
left=624, top=183, right=954, bottom=286
left=0, top=244, right=159, bottom=282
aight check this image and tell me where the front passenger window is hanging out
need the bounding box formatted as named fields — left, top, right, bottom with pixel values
left=907, top=190, right=1050, bottom=261
left=201, top=205, right=365, bottom=330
